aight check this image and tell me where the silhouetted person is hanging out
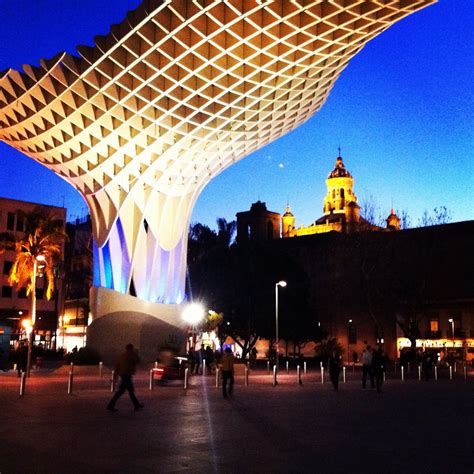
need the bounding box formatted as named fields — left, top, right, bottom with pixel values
left=328, top=351, right=342, bottom=390
left=204, top=346, right=214, bottom=374
left=361, top=345, right=375, bottom=389
left=221, top=347, right=235, bottom=399
left=16, top=342, right=28, bottom=377
left=372, top=347, right=385, bottom=392
left=107, top=343, right=143, bottom=412
left=250, top=347, right=258, bottom=367
left=187, top=348, right=196, bottom=374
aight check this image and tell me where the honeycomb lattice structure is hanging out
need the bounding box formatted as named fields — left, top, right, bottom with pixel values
left=0, top=0, right=434, bottom=304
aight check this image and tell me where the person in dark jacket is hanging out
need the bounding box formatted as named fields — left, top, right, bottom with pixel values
left=107, top=343, right=144, bottom=412
left=328, top=350, right=342, bottom=390
left=372, top=347, right=386, bottom=393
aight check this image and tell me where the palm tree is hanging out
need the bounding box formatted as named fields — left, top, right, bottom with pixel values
left=5, top=209, right=67, bottom=376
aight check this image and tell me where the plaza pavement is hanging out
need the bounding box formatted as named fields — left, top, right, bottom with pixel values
left=0, top=364, right=472, bottom=474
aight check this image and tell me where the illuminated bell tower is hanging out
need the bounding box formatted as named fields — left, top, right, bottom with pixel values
left=282, top=205, right=296, bottom=238
left=323, top=156, right=357, bottom=216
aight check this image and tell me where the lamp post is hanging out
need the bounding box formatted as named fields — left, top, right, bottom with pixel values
left=275, top=280, right=287, bottom=371
left=182, top=303, right=205, bottom=350
left=347, top=319, right=353, bottom=364
left=448, top=318, right=455, bottom=351
left=26, top=254, right=46, bottom=377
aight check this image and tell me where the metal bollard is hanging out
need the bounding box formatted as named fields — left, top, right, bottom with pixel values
left=401, top=366, right=404, bottom=382
left=304, top=361, right=307, bottom=374
left=267, top=360, right=270, bottom=373
left=155, top=361, right=158, bottom=369
left=68, top=371, right=74, bottom=394
left=184, top=368, right=189, bottom=389
left=297, top=365, right=302, bottom=385
left=19, top=372, right=26, bottom=397
left=273, top=365, right=277, bottom=386
left=215, top=368, right=220, bottom=388
left=383, top=371, right=386, bottom=382
left=352, top=362, right=355, bottom=373
left=245, top=367, right=249, bottom=386
left=464, top=366, right=467, bottom=381
left=454, top=362, right=457, bottom=373
left=110, top=370, right=116, bottom=392
left=70, top=362, right=74, bottom=373
left=202, top=359, right=206, bottom=376
left=321, top=366, right=324, bottom=384
left=99, top=361, right=103, bottom=378
left=407, top=362, right=411, bottom=373
left=343, top=366, right=346, bottom=383
left=149, top=369, right=154, bottom=390
left=418, top=365, right=421, bottom=381
left=434, top=366, right=438, bottom=381
left=286, top=360, right=289, bottom=373
left=449, top=366, right=453, bottom=380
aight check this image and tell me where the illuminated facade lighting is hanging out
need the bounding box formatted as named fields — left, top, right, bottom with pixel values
left=0, top=0, right=434, bottom=307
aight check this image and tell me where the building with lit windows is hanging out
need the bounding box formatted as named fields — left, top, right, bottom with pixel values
left=0, top=197, right=66, bottom=349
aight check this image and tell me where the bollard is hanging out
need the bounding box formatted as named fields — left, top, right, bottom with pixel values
left=464, top=366, right=467, bottom=381
left=110, top=370, right=116, bottom=392
left=149, top=369, right=154, bottom=390
left=184, top=368, right=189, bottom=389
left=99, top=361, right=103, bottom=378
left=286, top=360, right=289, bottom=373
left=70, top=362, right=74, bottom=373
left=245, top=367, right=249, bottom=386
left=267, top=360, right=270, bottom=373
left=320, top=361, right=323, bottom=369
left=454, top=362, right=457, bottom=373
left=401, top=366, right=404, bottom=382
left=449, top=366, right=453, bottom=380
left=383, top=370, right=386, bottom=382
left=19, top=372, right=26, bottom=397
left=68, top=371, right=74, bottom=394
left=304, top=361, right=307, bottom=374
left=343, top=366, right=346, bottom=383
left=273, top=365, right=277, bottom=386
left=407, top=362, right=411, bottom=373
left=418, top=365, right=421, bottom=381
left=155, top=361, right=158, bottom=369
left=202, top=359, right=206, bottom=376
left=215, top=368, right=220, bottom=388
left=321, top=366, right=324, bottom=384
left=434, top=366, right=438, bottom=381
left=352, top=362, right=355, bottom=373
left=297, top=365, right=302, bottom=385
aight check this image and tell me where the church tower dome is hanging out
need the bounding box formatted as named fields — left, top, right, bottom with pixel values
left=323, top=154, right=357, bottom=216
left=386, top=208, right=401, bottom=231
left=281, top=205, right=295, bottom=238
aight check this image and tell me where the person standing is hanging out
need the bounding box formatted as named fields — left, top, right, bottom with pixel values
left=328, top=350, right=342, bottom=390
left=372, top=347, right=385, bottom=393
left=107, top=343, right=144, bottom=412
left=220, top=347, right=235, bottom=399
left=361, top=345, right=375, bottom=389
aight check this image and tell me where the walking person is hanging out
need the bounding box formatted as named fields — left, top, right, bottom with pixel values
left=107, top=343, right=144, bottom=412
left=361, top=345, right=375, bottom=389
left=372, top=347, right=385, bottom=393
left=328, top=350, right=342, bottom=390
left=220, top=347, right=235, bottom=399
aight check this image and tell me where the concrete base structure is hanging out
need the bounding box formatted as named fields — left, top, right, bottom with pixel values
left=87, top=287, right=187, bottom=364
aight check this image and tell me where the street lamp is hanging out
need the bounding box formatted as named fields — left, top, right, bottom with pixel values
left=448, top=318, right=455, bottom=348
left=275, top=280, right=287, bottom=371
left=182, top=303, right=205, bottom=350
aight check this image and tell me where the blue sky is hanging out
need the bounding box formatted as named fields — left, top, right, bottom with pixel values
left=0, top=0, right=472, bottom=229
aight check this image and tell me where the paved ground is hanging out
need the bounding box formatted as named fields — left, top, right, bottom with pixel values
left=0, top=364, right=472, bottom=474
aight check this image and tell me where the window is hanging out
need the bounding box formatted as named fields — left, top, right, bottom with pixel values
left=3, top=261, right=13, bottom=275
left=7, top=212, right=15, bottom=231
left=430, top=320, right=439, bottom=332
left=16, top=217, right=24, bottom=232
left=35, top=288, right=44, bottom=300
left=340, top=188, right=345, bottom=198
left=18, top=287, right=27, bottom=299
left=2, top=286, right=13, bottom=298
left=267, top=221, right=273, bottom=240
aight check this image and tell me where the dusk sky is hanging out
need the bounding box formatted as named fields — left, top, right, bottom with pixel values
left=0, top=0, right=472, bottom=230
